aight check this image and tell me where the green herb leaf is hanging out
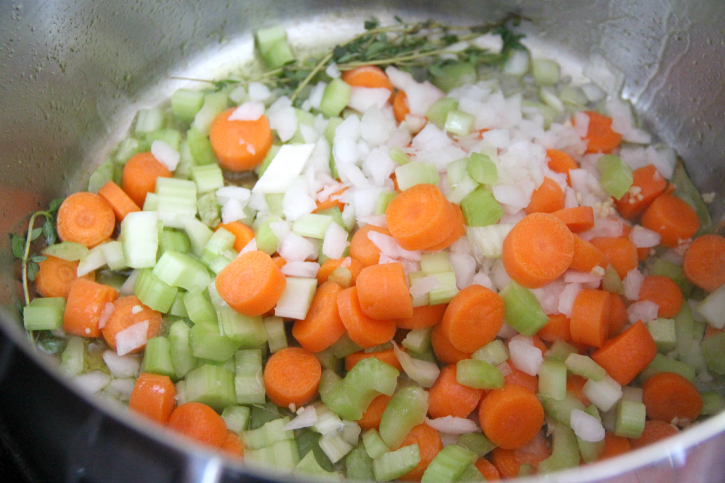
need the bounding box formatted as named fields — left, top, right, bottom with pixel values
left=30, top=227, right=42, bottom=241
left=43, top=218, right=56, bottom=246
left=48, top=197, right=65, bottom=213
left=27, top=261, right=40, bottom=282
left=11, top=234, right=25, bottom=259
left=30, top=255, right=47, bottom=263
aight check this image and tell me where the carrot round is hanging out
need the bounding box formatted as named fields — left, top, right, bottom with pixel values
left=345, top=349, right=402, bottom=372
left=575, top=111, right=622, bottom=154
left=489, top=449, right=521, bottom=479
left=215, top=221, right=255, bottom=253
left=589, top=236, right=638, bottom=279
left=336, top=286, right=396, bottom=349
left=641, top=194, right=700, bottom=248
left=122, top=151, right=172, bottom=207
left=428, top=365, right=484, bottom=419
left=317, top=257, right=364, bottom=286
left=393, top=90, right=410, bottom=124
left=570, top=235, right=608, bottom=273
left=502, top=212, right=575, bottom=288
left=504, top=365, right=539, bottom=393
left=356, top=262, right=413, bottom=320
left=629, top=420, right=679, bottom=450
left=209, top=108, right=273, bottom=171
left=591, top=321, right=657, bottom=385
left=552, top=206, right=595, bottom=233
left=474, top=458, right=501, bottom=481
left=537, top=313, right=571, bottom=343
left=97, top=180, right=141, bottom=222
left=128, top=373, right=176, bottom=425
left=102, top=295, right=163, bottom=352
left=356, top=394, right=391, bottom=431
left=341, top=65, right=394, bottom=92
left=570, top=289, right=611, bottom=348
left=394, top=304, right=447, bottom=330
left=642, top=371, right=703, bottom=423
left=430, top=324, right=472, bottom=364
left=349, top=225, right=392, bottom=267
left=167, top=402, right=228, bottom=448
left=385, top=184, right=457, bottom=251
left=398, top=423, right=444, bottom=481
left=63, top=278, right=118, bottom=338
left=215, top=250, right=287, bottom=316
left=56, top=192, right=115, bottom=248
left=614, top=165, right=668, bottom=220
left=683, top=234, right=725, bottom=292
left=221, top=432, right=245, bottom=459
left=263, top=347, right=322, bottom=409
left=599, top=431, right=631, bottom=459
left=546, top=149, right=578, bottom=185
left=638, top=275, right=683, bottom=318
left=479, top=385, right=545, bottom=450
left=525, top=177, right=565, bottom=215
left=567, top=374, right=592, bottom=406
left=292, top=281, right=346, bottom=353
left=608, top=293, right=628, bottom=337
left=424, top=203, right=466, bottom=252
left=35, top=255, right=94, bottom=299
left=441, top=285, right=504, bottom=353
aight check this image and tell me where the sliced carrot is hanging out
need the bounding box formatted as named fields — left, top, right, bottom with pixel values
left=424, top=203, right=466, bottom=252
left=263, top=347, right=322, bottom=409
left=629, top=420, right=679, bottom=450
left=122, top=152, right=172, bottom=207
left=349, top=225, right=393, bottom=267
left=356, top=394, right=392, bottom=431
left=128, top=373, right=176, bottom=425
left=441, top=285, right=505, bottom=353
left=215, top=251, right=286, bottom=316
left=591, top=321, right=657, bottom=385
left=102, top=295, right=163, bottom=352
left=599, top=432, right=631, bottom=459
left=614, top=165, right=668, bottom=220
left=474, top=458, right=501, bottom=481
left=215, top=221, right=255, bottom=253
left=35, top=255, right=94, bottom=299
left=641, top=194, right=700, bottom=248
left=430, top=324, right=472, bottom=364
left=341, top=65, right=394, bottom=93
left=337, top=287, right=396, bottom=349
left=479, top=385, right=545, bottom=450
left=489, top=448, right=521, bottom=479
left=63, top=278, right=118, bottom=338
left=504, top=365, right=539, bottom=393
left=525, top=177, right=565, bottom=215
left=537, top=313, right=571, bottom=343
left=608, top=293, right=628, bottom=337
left=570, top=289, right=611, bottom=348
left=398, top=424, right=444, bottom=480
left=56, top=192, right=115, bottom=248
left=394, top=304, right=447, bottom=330
left=428, top=365, right=484, bottom=419
left=345, top=348, right=402, bottom=372
left=167, top=402, right=228, bottom=448
left=292, top=281, right=346, bottom=353
left=97, top=180, right=141, bottom=222
left=393, top=90, right=410, bottom=124
left=317, top=257, right=364, bottom=286
left=683, top=234, right=725, bottom=292
left=569, top=235, right=608, bottom=273
left=502, top=212, right=575, bottom=288
left=546, top=149, right=578, bottom=185
left=642, top=371, right=703, bottom=423
left=356, top=262, right=413, bottom=320
left=209, top=108, right=273, bottom=171
left=271, top=256, right=286, bottom=270
left=221, top=432, right=245, bottom=459
left=385, top=184, right=457, bottom=251
left=567, top=375, right=592, bottom=406
left=552, top=206, right=595, bottom=233
left=575, top=111, right=622, bottom=154
left=638, top=275, right=683, bottom=318
left=589, top=237, right=638, bottom=279
left=314, top=187, right=348, bottom=213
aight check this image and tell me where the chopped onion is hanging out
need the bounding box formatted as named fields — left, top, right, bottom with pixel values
left=322, top=222, right=349, bottom=260
left=368, top=231, right=421, bottom=261
left=449, top=253, right=476, bottom=289
left=104, top=378, right=136, bottom=402
left=392, top=341, right=440, bottom=388
left=325, top=63, right=341, bottom=78
left=248, top=82, right=271, bottom=102
left=74, top=371, right=111, bottom=395
left=409, top=275, right=441, bottom=298
left=425, top=416, right=478, bottom=435
left=509, top=336, right=543, bottom=376
left=116, top=320, right=149, bottom=356
left=216, top=186, right=251, bottom=204
left=308, top=82, right=327, bottom=110
left=151, top=140, right=180, bottom=172
left=98, top=302, right=115, bottom=329
left=629, top=225, right=661, bottom=248
left=570, top=409, right=605, bottom=442
left=450, top=236, right=471, bottom=254
left=357, top=215, right=387, bottom=228
left=120, top=269, right=141, bottom=296
left=221, top=199, right=245, bottom=224
left=229, top=101, right=265, bottom=121
left=558, top=283, right=583, bottom=317
left=284, top=406, right=318, bottom=430
left=131, top=305, right=143, bottom=315
left=471, top=271, right=495, bottom=291
left=348, top=87, right=392, bottom=113
left=281, top=261, right=320, bottom=278
left=623, top=268, right=644, bottom=301
left=572, top=112, right=590, bottom=139
left=497, top=361, right=513, bottom=377
left=268, top=105, right=298, bottom=142
left=564, top=270, right=603, bottom=284
left=278, top=233, right=316, bottom=262
left=269, top=221, right=291, bottom=245
left=282, top=185, right=317, bottom=221
left=240, top=238, right=257, bottom=255
left=102, top=350, right=141, bottom=378
left=583, top=375, right=622, bottom=412
left=628, top=300, right=659, bottom=324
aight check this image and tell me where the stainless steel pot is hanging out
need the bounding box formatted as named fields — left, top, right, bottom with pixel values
left=1, top=1, right=724, bottom=482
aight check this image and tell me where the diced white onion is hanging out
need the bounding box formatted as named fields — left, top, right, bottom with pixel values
left=151, top=140, right=180, bottom=172
left=425, top=417, right=478, bottom=435
left=240, top=238, right=257, bottom=255
left=509, top=336, right=543, bottom=376
left=629, top=225, right=661, bottom=248
left=281, top=261, right=320, bottom=278
left=570, top=409, right=605, bottom=442
left=278, top=233, right=316, bottom=262
left=449, top=253, right=476, bottom=289
left=348, top=87, right=392, bottom=113
left=623, top=269, right=645, bottom=301
left=392, top=341, right=440, bottom=388
left=247, top=82, right=271, bottom=102
left=497, top=361, right=513, bottom=377
left=583, top=375, right=622, bottom=412
left=559, top=283, right=583, bottom=317
left=216, top=186, right=251, bottom=204
left=326, top=63, right=341, bottom=78
left=221, top=199, right=245, bottom=224
left=98, top=302, right=115, bottom=329
left=269, top=105, right=298, bottom=142
left=564, top=271, right=603, bottom=284
left=627, top=300, right=659, bottom=324
left=229, top=101, right=265, bottom=121
left=409, top=275, right=441, bottom=298
left=102, top=350, right=141, bottom=378
left=74, top=370, right=111, bottom=395
left=284, top=406, right=318, bottom=430
left=322, top=222, right=350, bottom=260
left=104, top=378, right=136, bottom=402
left=368, top=231, right=421, bottom=261
left=357, top=215, right=387, bottom=228
left=131, top=305, right=143, bottom=315
left=116, top=320, right=149, bottom=356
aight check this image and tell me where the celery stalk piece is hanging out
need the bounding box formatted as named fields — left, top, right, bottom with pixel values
left=471, top=339, right=509, bottom=366
left=431, top=62, right=477, bottom=92
left=189, top=323, right=242, bottom=362
left=184, top=363, right=236, bottom=411
left=191, top=164, right=224, bottom=194
left=596, top=155, right=633, bottom=200
left=646, top=317, right=677, bottom=353
left=76, top=244, right=108, bottom=277
left=583, top=375, right=623, bottom=412
left=456, top=359, right=504, bottom=390
left=264, top=316, right=287, bottom=353
left=500, top=281, right=549, bottom=336
left=701, top=332, right=725, bottom=375
left=317, top=206, right=346, bottom=230
left=577, top=405, right=605, bottom=464
left=331, top=333, right=363, bottom=358
left=545, top=339, right=579, bottom=362
left=697, top=285, right=725, bottom=329
left=88, top=158, right=115, bottom=193
left=402, top=327, right=433, bottom=354
left=537, top=359, right=567, bottom=400
left=466, top=224, right=515, bottom=261
left=114, top=137, right=146, bottom=165
left=142, top=337, right=176, bottom=378
left=218, top=306, right=268, bottom=346
left=319, top=78, right=352, bottom=118
left=701, top=391, right=725, bottom=416
left=539, top=393, right=587, bottom=427
left=242, top=417, right=295, bottom=450
left=153, top=250, right=211, bottom=292
left=379, top=386, right=429, bottom=449
left=42, top=241, right=89, bottom=262
left=346, top=443, right=376, bottom=481
left=537, top=424, right=579, bottom=473
left=466, top=153, right=498, bottom=185
left=532, top=59, right=561, bottom=86
left=144, top=129, right=182, bottom=151
left=444, top=110, right=475, bottom=137
left=191, top=91, right=228, bottom=135
left=154, top=177, right=198, bottom=229
left=673, top=161, right=712, bottom=234
left=408, top=271, right=430, bottom=307
left=100, top=241, right=128, bottom=271
left=395, top=162, right=441, bottom=191
left=314, top=347, right=341, bottom=373
left=23, top=297, right=65, bottom=331
left=255, top=216, right=281, bottom=255
left=168, top=320, right=197, bottom=379
left=376, top=191, right=399, bottom=215
left=614, top=400, right=646, bottom=439
left=222, top=405, right=252, bottom=433
left=135, top=108, right=165, bottom=134
left=134, top=269, right=178, bottom=313
left=171, top=89, right=205, bottom=124
left=255, top=26, right=295, bottom=69
left=235, top=349, right=266, bottom=405
left=186, top=127, right=218, bottom=165
left=429, top=272, right=459, bottom=306
left=363, top=428, right=391, bottom=459
left=292, top=214, right=333, bottom=239
left=602, top=265, right=624, bottom=294
left=295, top=451, right=341, bottom=479
left=121, top=211, right=159, bottom=269
left=425, top=98, right=459, bottom=129
left=447, top=176, right=479, bottom=205
left=565, top=353, right=606, bottom=381
left=460, top=187, right=504, bottom=227
left=265, top=193, right=285, bottom=217
left=60, top=336, right=85, bottom=376
left=420, top=253, right=453, bottom=275
left=159, top=229, right=192, bottom=259
left=389, top=146, right=410, bottom=165
left=638, top=353, right=698, bottom=384
left=179, top=215, right=213, bottom=257
left=319, top=433, right=354, bottom=463
left=456, top=433, right=495, bottom=458
left=201, top=228, right=236, bottom=265
left=274, top=277, right=317, bottom=320
left=421, top=444, right=477, bottom=483
left=183, top=289, right=218, bottom=327
left=374, top=444, right=421, bottom=482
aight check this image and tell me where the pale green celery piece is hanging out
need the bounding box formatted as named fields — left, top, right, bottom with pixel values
left=23, top=297, right=65, bottom=331
left=614, top=400, right=646, bottom=439
left=456, top=433, right=495, bottom=458
left=596, top=155, right=633, bottom=200
left=466, top=152, right=498, bottom=185
left=647, top=318, right=677, bottom=353
left=389, top=146, right=410, bottom=165
left=331, top=333, right=363, bottom=358
left=460, top=187, right=504, bottom=227
left=319, top=78, right=352, bottom=118
left=532, top=58, right=561, bottom=86
left=444, top=110, right=475, bottom=137
left=701, top=391, right=725, bottom=416
left=184, top=363, right=236, bottom=411
left=420, top=253, right=453, bottom=274
left=171, top=88, right=205, bottom=124
left=88, top=158, right=115, bottom=193
left=602, top=265, right=624, bottom=294
left=500, top=281, right=549, bottom=336
left=456, top=359, right=504, bottom=390
left=651, top=258, right=694, bottom=298
left=564, top=353, right=606, bottom=381
left=42, top=241, right=89, bottom=261
left=373, top=444, right=421, bottom=482
left=222, top=405, right=252, bottom=433
left=379, top=386, right=429, bottom=449
left=186, top=127, right=218, bottom=166
left=135, top=108, right=165, bottom=134
left=168, top=320, right=197, bottom=379
left=395, top=162, right=440, bottom=191
left=197, top=192, right=221, bottom=228
left=408, top=271, right=430, bottom=307
left=425, top=98, right=459, bottom=129
left=264, top=316, right=288, bottom=353
left=537, top=424, right=579, bottom=474
left=144, top=128, right=182, bottom=151
left=431, top=62, right=477, bottom=92
left=547, top=341, right=581, bottom=363
left=420, top=444, right=477, bottom=483
left=402, top=328, right=433, bottom=354
left=375, top=191, right=398, bottom=215
left=539, top=393, right=587, bottom=427
left=673, top=161, right=712, bottom=235
left=429, top=272, right=458, bottom=306
left=141, top=337, right=175, bottom=378
left=538, top=359, right=567, bottom=400
left=472, top=339, right=509, bottom=366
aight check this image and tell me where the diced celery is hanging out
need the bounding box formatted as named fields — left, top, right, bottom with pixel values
left=319, top=78, right=351, bottom=118
left=168, top=291, right=189, bottom=317
left=456, top=359, right=504, bottom=390
left=565, top=353, right=606, bottom=381
left=242, top=417, right=295, bottom=450
left=395, top=162, right=440, bottom=191
left=638, top=353, right=696, bottom=383
left=472, top=339, right=509, bottom=366
left=168, top=320, right=197, bottom=379
left=444, top=110, right=475, bottom=137
left=295, top=451, right=340, bottom=479
left=218, top=306, right=268, bottom=346
left=265, top=193, right=285, bottom=217
left=60, top=336, right=85, bottom=376
left=179, top=215, right=213, bottom=257
left=560, top=85, right=588, bottom=107
left=539, top=393, right=587, bottom=427
left=144, top=128, right=182, bottom=151
left=297, top=430, right=335, bottom=472
left=429, top=272, right=458, bottom=306
left=201, top=228, right=235, bottom=265
left=255, top=26, right=295, bottom=68
left=316, top=206, right=346, bottom=230
left=153, top=250, right=211, bottom=292
left=409, top=271, right=430, bottom=307
left=447, top=176, right=479, bottom=205
left=115, top=137, right=146, bottom=164
left=275, top=277, right=317, bottom=320
left=701, top=391, right=725, bottom=416
left=583, top=375, right=623, bottom=412
left=456, top=433, right=495, bottom=458
left=42, top=241, right=89, bottom=262
left=121, top=211, right=159, bottom=269
left=319, top=433, right=354, bottom=464
left=143, top=193, right=159, bottom=212
left=577, top=405, right=605, bottom=464
left=346, top=443, right=376, bottom=481
left=402, top=328, right=433, bottom=354
left=673, top=161, right=712, bottom=234
left=375, top=191, right=398, bottom=215
left=185, top=363, right=236, bottom=411
left=596, top=155, right=633, bottom=200
left=88, top=158, right=115, bottom=193
left=135, top=108, right=165, bottom=134
left=374, top=444, right=421, bottom=482
left=191, top=164, right=224, bottom=194
left=539, top=86, right=564, bottom=111
left=189, top=323, right=242, bottom=362
left=172, top=89, right=205, bottom=124
left=389, top=146, right=410, bottom=165
left=134, top=269, right=178, bottom=312
left=697, top=285, right=725, bottom=329
left=250, top=402, right=282, bottom=429
left=532, top=59, right=561, bottom=86
left=235, top=349, right=266, bottom=405
left=420, top=253, right=453, bottom=274
left=537, top=424, right=579, bottom=473
left=647, top=317, right=677, bottom=353
left=421, top=444, right=477, bottom=483
left=186, top=128, right=218, bottom=165
left=431, top=62, right=477, bottom=92
left=500, top=281, right=549, bottom=336
left=363, top=428, right=390, bottom=459
left=264, top=316, right=287, bottom=353
left=652, top=258, right=694, bottom=297
left=192, top=91, right=228, bottom=135
left=460, top=187, right=504, bottom=227
left=467, top=153, right=498, bottom=185
left=76, top=244, right=108, bottom=277
left=99, top=241, right=127, bottom=271
left=314, top=347, right=341, bottom=373
left=255, top=216, right=281, bottom=255
left=142, top=337, right=175, bottom=378
left=331, top=333, right=363, bottom=358
left=222, top=405, right=251, bottom=433
left=293, top=214, right=333, bottom=240
left=614, top=400, right=646, bottom=439
left=447, top=158, right=471, bottom=188
left=23, top=297, right=65, bottom=331
left=425, top=98, right=459, bottom=130
left=379, top=386, right=429, bottom=449
left=183, top=289, right=218, bottom=327
left=538, top=359, right=567, bottom=400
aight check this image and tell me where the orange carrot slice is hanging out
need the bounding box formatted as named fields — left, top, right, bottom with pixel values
left=56, top=192, right=115, bottom=248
